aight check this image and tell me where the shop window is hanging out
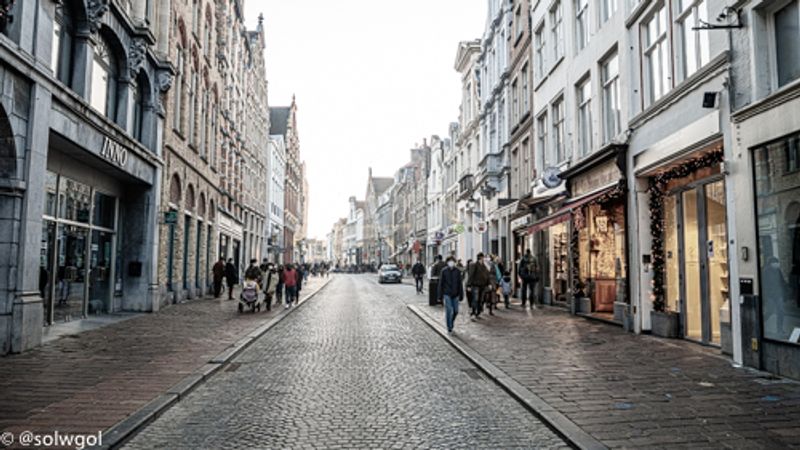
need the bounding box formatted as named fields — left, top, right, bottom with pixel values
left=132, top=72, right=150, bottom=145
left=58, top=176, right=91, bottom=224
left=90, top=34, right=120, bottom=123
left=52, top=0, right=77, bottom=87
left=785, top=136, right=800, bottom=173
left=753, top=132, right=800, bottom=344
left=44, top=171, right=58, bottom=217
left=93, top=191, right=116, bottom=229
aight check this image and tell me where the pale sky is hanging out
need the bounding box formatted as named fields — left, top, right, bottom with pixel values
left=244, top=1, right=487, bottom=240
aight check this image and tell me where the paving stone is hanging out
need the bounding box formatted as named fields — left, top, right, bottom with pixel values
left=391, top=279, right=800, bottom=449
left=124, top=276, right=568, bottom=449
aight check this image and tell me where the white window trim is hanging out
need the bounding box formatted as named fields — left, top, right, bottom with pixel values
left=766, top=0, right=800, bottom=90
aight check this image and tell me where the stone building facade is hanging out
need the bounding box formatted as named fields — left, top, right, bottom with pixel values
left=0, top=0, right=171, bottom=353
left=270, top=99, right=303, bottom=264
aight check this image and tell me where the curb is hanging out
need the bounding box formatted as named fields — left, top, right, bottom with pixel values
left=97, top=277, right=334, bottom=450
left=407, top=304, right=608, bottom=450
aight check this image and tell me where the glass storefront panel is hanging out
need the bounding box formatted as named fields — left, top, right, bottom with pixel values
left=576, top=201, right=627, bottom=313
left=59, top=176, right=91, bottom=224
left=549, top=222, right=570, bottom=303
left=705, top=181, right=728, bottom=345
left=664, top=194, right=680, bottom=313
left=44, top=171, right=58, bottom=217
left=89, top=230, right=114, bottom=314
left=93, top=191, right=116, bottom=229
left=40, top=221, right=57, bottom=325
left=683, top=188, right=703, bottom=341
left=754, top=133, right=800, bottom=344
left=55, top=224, right=88, bottom=322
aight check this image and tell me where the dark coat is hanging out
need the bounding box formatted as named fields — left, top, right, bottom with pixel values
left=438, top=266, right=464, bottom=300
left=411, top=262, right=426, bottom=277
left=431, top=261, right=447, bottom=279
left=467, top=261, right=491, bottom=288
left=212, top=261, right=225, bottom=282
left=224, top=262, right=238, bottom=285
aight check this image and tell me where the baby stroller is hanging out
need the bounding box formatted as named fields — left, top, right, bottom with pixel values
left=238, top=278, right=263, bottom=313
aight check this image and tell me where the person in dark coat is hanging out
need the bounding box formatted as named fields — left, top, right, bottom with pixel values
left=467, top=253, right=491, bottom=319
left=411, top=260, right=426, bottom=294
left=212, top=257, right=225, bottom=298
left=224, top=258, right=238, bottom=300
left=295, top=264, right=304, bottom=304
left=437, top=257, right=464, bottom=333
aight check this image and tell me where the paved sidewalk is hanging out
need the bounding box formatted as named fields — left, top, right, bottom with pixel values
left=407, top=294, right=800, bottom=449
left=0, top=276, right=328, bottom=441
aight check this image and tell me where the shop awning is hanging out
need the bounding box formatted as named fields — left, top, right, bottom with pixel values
left=526, top=185, right=621, bottom=235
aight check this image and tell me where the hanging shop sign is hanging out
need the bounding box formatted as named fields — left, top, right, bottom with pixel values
left=100, top=137, right=129, bottom=168
left=475, top=221, right=488, bottom=234
left=511, top=216, right=532, bottom=231
left=542, top=166, right=564, bottom=189
left=164, top=210, right=178, bottom=224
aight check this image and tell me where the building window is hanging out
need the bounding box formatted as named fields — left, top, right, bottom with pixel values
left=576, top=0, right=590, bottom=51
left=550, top=1, right=564, bottom=62
left=600, top=0, right=618, bottom=23
left=753, top=132, right=800, bottom=344
left=200, top=89, right=209, bottom=159
left=577, top=77, right=593, bottom=157
left=132, top=72, right=148, bottom=143
left=772, top=0, right=800, bottom=88
left=52, top=2, right=76, bottom=87
left=173, top=47, right=184, bottom=133
left=552, top=98, right=565, bottom=163
left=90, top=36, right=119, bottom=123
left=643, top=4, right=671, bottom=106
left=512, top=79, right=519, bottom=124
left=675, top=0, right=710, bottom=81
left=537, top=113, right=548, bottom=166
left=192, top=0, right=200, bottom=35
left=204, top=16, right=213, bottom=58
left=188, top=69, right=197, bottom=145
left=534, top=22, right=546, bottom=80
left=522, top=62, right=530, bottom=114
left=601, top=52, right=621, bottom=143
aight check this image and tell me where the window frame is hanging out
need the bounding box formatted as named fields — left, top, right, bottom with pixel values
left=550, top=0, right=564, bottom=64
left=674, top=0, right=710, bottom=82
left=641, top=3, right=671, bottom=107
left=551, top=97, right=566, bottom=163
left=576, top=76, right=593, bottom=157
left=601, top=51, right=621, bottom=144
left=534, top=21, right=547, bottom=81
left=575, top=0, right=590, bottom=52
left=767, top=0, right=800, bottom=89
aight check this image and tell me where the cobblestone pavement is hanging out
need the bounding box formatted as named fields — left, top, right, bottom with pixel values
left=0, top=277, right=326, bottom=440
left=382, top=280, right=800, bottom=449
left=124, top=275, right=568, bottom=449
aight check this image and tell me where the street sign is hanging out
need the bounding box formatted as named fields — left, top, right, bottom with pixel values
left=164, top=211, right=178, bottom=224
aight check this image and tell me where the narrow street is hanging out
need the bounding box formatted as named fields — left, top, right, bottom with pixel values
left=124, top=276, right=568, bottom=449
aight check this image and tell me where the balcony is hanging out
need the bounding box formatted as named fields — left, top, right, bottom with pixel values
left=475, top=150, right=506, bottom=195
left=458, top=174, right=474, bottom=200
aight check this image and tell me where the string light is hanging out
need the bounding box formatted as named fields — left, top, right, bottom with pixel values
left=647, top=149, right=724, bottom=312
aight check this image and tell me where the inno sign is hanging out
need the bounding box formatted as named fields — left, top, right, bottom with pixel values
left=100, top=137, right=129, bottom=168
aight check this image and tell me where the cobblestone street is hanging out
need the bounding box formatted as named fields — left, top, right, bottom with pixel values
left=389, top=279, right=800, bottom=449
left=124, top=275, right=567, bottom=449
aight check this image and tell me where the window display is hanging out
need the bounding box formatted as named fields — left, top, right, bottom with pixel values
left=754, top=133, right=800, bottom=344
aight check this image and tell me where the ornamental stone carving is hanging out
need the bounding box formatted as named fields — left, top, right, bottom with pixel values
left=86, top=0, right=110, bottom=34
left=154, top=70, right=173, bottom=116
left=128, top=38, right=146, bottom=78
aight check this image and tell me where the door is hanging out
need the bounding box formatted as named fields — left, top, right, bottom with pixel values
left=676, top=179, right=729, bottom=345
left=55, top=224, right=88, bottom=322
left=88, top=230, right=114, bottom=315
left=183, top=215, right=191, bottom=290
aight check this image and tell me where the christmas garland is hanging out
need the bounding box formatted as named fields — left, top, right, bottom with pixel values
left=647, top=148, right=724, bottom=312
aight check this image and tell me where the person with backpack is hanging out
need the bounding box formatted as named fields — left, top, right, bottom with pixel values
left=519, top=249, right=539, bottom=308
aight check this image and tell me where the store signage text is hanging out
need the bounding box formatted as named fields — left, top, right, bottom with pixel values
left=100, top=137, right=129, bottom=168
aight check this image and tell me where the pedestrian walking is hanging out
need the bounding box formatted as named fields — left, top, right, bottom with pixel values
left=212, top=257, right=225, bottom=298
left=283, top=264, right=298, bottom=308
left=429, top=255, right=446, bottom=306
left=295, top=264, right=304, bottom=304
left=467, top=253, right=491, bottom=319
left=519, top=249, right=539, bottom=308
left=411, top=259, right=426, bottom=294
left=501, top=271, right=512, bottom=308
left=263, top=263, right=278, bottom=311
left=276, top=265, right=285, bottom=304
left=437, top=257, right=464, bottom=333
left=224, top=258, right=238, bottom=300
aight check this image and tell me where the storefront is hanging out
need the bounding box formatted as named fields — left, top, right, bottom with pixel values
left=218, top=211, right=243, bottom=273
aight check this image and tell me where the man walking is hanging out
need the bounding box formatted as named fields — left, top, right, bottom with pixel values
left=429, top=255, right=446, bottom=306
left=224, top=258, right=238, bottom=300
left=437, top=256, right=464, bottom=333
left=519, top=249, right=539, bottom=308
left=263, top=263, right=278, bottom=311
left=467, top=253, right=491, bottom=319
left=411, top=259, right=426, bottom=294
left=283, top=264, right=298, bottom=308
left=212, top=257, right=225, bottom=298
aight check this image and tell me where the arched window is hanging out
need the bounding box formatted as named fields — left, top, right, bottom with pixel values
left=169, top=173, right=182, bottom=205
left=188, top=65, right=197, bottom=144
left=132, top=71, right=151, bottom=144
left=52, top=0, right=77, bottom=86
left=198, top=193, right=206, bottom=218
left=90, top=34, right=120, bottom=122
left=185, top=184, right=195, bottom=211
left=200, top=85, right=208, bottom=159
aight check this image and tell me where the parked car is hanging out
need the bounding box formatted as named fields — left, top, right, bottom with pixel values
left=377, top=264, right=402, bottom=284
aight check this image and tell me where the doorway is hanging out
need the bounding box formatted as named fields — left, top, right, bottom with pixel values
left=667, top=178, right=729, bottom=345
